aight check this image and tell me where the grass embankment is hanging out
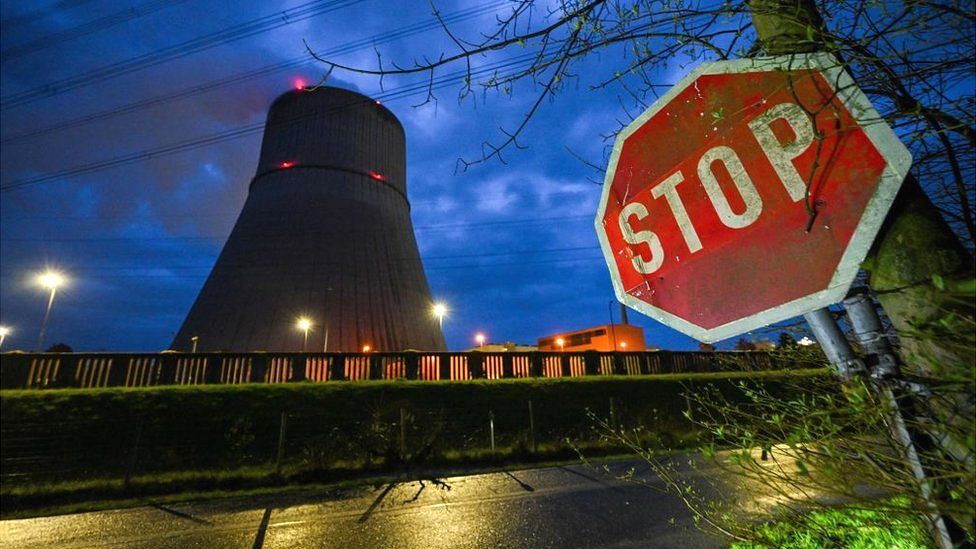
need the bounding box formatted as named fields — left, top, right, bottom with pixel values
left=733, top=498, right=932, bottom=549
left=1, top=369, right=826, bottom=517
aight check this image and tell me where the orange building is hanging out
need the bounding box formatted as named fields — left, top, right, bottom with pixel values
left=537, top=324, right=647, bottom=352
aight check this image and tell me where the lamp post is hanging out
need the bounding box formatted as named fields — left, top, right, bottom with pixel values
left=0, top=326, right=10, bottom=350
left=190, top=335, right=199, bottom=353
left=296, top=317, right=312, bottom=352
left=608, top=300, right=618, bottom=351
left=432, top=302, right=447, bottom=330
left=36, top=271, right=65, bottom=352
left=475, top=333, right=486, bottom=350
left=556, top=337, right=565, bottom=352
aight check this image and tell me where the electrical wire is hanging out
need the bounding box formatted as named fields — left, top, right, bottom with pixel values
left=0, top=0, right=193, bottom=62
left=0, top=1, right=510, bottom=145
left=0, top=214, right=593, bottom=241
left=0, top=51, right=547, bottom=193
left=0, top=0, right=366, bottom=110
left=0, top=0, right=100, bottom=29
left=0, top=254, right=606, bottom=281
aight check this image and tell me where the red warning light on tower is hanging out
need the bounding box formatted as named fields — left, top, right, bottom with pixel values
left=369, top=171, right=386, bottom=182
left=279, top=161, right=295, bottom=169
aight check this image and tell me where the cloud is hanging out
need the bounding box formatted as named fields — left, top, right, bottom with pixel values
left=0, top=0, right=708, bottom=352
left=474, top=175, right=519, bottom=213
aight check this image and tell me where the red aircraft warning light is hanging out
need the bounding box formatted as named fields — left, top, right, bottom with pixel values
left=595, top=53, right=911, bottom=343
left=279, top=161, right=295, bottom=169
left=369, top=171, right=386, bottom=182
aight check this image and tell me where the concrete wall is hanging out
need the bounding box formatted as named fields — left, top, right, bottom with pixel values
left=172, top=87, right=445, bottom=352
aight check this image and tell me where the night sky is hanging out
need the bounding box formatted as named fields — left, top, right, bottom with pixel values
left=0, top=0, right=763, bottom=352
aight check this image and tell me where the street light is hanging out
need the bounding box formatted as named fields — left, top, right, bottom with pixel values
left=556, top=337, right=565, bottom=352
left=296, top=317, right=312, bottom=352
left=0, top=326, right=10, bottom=350
left=475, top=332, right=486, bottom=349
left=432, top=302, right=447, bottom=329
left=362, top=344, right=371, bottom=353
left=190, top=335, right=199, bottom=353
left=35, top=270, right=65, bottom=352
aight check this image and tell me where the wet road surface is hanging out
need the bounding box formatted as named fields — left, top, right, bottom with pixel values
left=1, top=460, right=738, bottom=548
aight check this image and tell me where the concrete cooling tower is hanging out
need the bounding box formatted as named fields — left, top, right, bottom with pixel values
left=172, top=87, right=446, bottom=352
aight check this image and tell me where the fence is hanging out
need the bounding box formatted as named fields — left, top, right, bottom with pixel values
left=0, top=350, right=791, bottom=390
left=0, top=375, right=749, bottom=487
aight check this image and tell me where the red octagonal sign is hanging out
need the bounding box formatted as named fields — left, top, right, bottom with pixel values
left=596, top=54, right=912, bottom=343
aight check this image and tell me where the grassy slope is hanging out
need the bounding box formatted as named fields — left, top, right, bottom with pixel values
left=1, top=370, right=827, bottom=517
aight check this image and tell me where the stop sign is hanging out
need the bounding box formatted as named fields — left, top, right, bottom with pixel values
left=595, top=53, right=911, bottom=343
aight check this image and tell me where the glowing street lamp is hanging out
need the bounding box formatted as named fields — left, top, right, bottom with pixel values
left=0, top=326, right=10, bottom=350
left=474, top=333, right=486, bottom=349
left=296, top=317, right=312, bottom=352
left=362, top=344, right=371, bottom=353
left=432, top=302, right=447, bottom=329
left=556, top=337, right=565, bottom=352
left=35, top=270, right=65, bottom=352
left=620, top=341, right=628, bottom=349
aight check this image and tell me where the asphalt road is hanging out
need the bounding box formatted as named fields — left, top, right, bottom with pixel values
left=1, top=459, right=746, bottom=548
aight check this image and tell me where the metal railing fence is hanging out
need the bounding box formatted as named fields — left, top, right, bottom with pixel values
left=0, top=350, right=792, bottom=390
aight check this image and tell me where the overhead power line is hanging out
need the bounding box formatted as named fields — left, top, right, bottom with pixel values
left=0, top=52, right=545, bottom=193
left=1, top=0, right=193, bottom=62
left=0, top=1, right=509, bottom=145
left=0, top=0, right=100, bottom=29
left=0, top=248, right=604, bottom=280
left=0, top=215, right=593, bottom=242
left=0, top=255, right=605, bottom=282
left=0, top=0, right=366, bottom=110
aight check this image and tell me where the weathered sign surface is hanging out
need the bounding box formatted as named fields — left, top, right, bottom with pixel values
left=595, top=53, right=911, bottom=342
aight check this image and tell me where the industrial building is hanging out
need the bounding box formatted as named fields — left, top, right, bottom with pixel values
left=172, top=87, right=445, bottom=352
left=537, top=324, right=647, bottom=352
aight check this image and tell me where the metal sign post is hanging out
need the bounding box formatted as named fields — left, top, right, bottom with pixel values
left=802, top=308, right=865, bottom=381
left=842, top=293, right=954, bottom=549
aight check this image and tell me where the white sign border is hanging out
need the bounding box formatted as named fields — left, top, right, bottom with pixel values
left=595, top=53, right=912, bottom=343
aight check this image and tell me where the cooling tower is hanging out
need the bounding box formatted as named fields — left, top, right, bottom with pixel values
left=172, top=87, right=446, bottom=352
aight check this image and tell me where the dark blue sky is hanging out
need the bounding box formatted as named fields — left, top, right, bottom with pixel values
left=0, top=0, right=778, bottom=352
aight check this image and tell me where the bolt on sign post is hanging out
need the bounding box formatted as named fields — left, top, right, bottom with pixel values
left=595, top=53, right=911, bottom=343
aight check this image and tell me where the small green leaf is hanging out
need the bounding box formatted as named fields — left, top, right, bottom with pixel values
left=796, top=460, right=809, bottom=476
